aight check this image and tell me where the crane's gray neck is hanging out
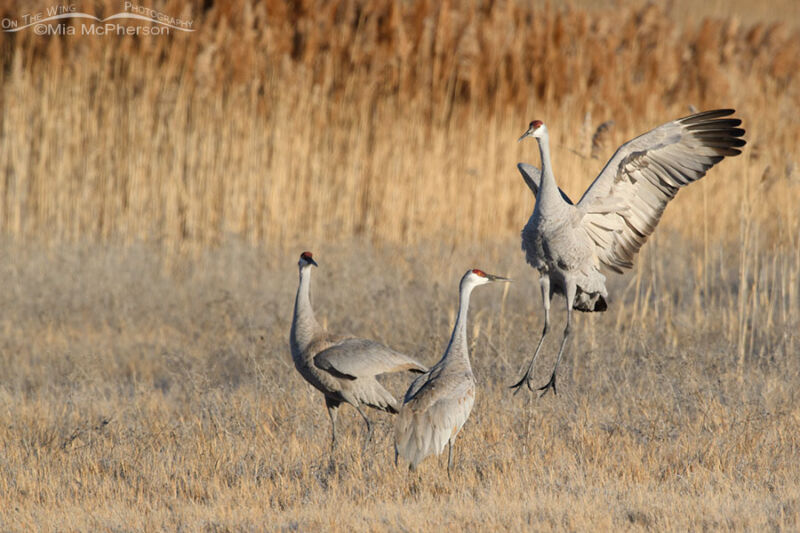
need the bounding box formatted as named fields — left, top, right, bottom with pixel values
left=443, top=281, right=475, bottom=369
left=291, top=266, right=321, bottom=356
left=536, top=134, right=566, bottom=208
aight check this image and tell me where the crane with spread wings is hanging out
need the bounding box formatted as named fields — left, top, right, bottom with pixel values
left=510, top=109, right=746, bottom=395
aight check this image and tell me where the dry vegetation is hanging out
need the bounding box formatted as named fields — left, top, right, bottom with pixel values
left=0, top=0, right=798, bottom=248
left=1, top=240, right=798, bottom=530
left=0, top=0, right=799, bottom=530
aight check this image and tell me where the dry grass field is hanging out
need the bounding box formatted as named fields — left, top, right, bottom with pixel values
left=0, top=0, right=799, bottom=530
left=1, top=240, right=799, bottom=530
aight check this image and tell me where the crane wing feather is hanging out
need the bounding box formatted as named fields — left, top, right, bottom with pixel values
left=395, top=377, right=475, bottom=467
left=402, top=366, right=440, bottom=404
left=313, top=338, right=426, bottom=379
left=577, top=109, right=745, bottom=273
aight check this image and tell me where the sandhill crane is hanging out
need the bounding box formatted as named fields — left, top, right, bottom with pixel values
left=394, top=269, right=510, bottom=474
left=510, top=109, right=746, bottom=395
left=290, top=251, right=427, bottom=450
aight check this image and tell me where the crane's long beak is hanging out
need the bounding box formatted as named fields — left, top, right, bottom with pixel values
left=307, top=258, right=318, bottom=267
left=487, top=274, right=511, bottom=282
left=517, top=128, right=534, bottom=142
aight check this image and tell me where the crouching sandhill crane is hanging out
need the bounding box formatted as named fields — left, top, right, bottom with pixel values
left=394, top=269, right=510, bottom=474
left=510, top=109, right=746, bottom=395
left=290, top=251, right=427, bottom=450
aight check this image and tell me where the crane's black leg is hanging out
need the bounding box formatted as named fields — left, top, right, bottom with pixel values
left=539, top=279, right=576, bottom=397
left=354, top=404, right=373, bottom=450
left=447, top=440, right=453, bottom=479
left=511, top=276, right=551, bottom=393
left=325, top=396, right=341, bottom=451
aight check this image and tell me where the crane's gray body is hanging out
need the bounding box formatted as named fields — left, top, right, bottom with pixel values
left=512, top=110, right=746, bottom=393
left=521, top=190, right=608, bottom=312
left=290, top=258, right=426, bottom=446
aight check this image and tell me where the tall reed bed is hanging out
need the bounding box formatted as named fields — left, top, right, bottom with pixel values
left=0, top=0, right=797, bottom=250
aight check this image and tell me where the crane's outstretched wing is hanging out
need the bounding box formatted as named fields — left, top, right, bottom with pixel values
left=314, top=338, right=427, bottom=380
left=577, top=109, right=745, bottom=273
left=517, top=163, right=574, bottom=204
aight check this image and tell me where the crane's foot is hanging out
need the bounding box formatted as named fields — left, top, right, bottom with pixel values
left=537, top=373, right=557, bottom=397
left=510, top=372, right=536, bottom=394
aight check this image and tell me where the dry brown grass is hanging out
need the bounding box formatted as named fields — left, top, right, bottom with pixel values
left=0, top=241, right=798, bottom=530
left=1, top=0, right=799, bottom=530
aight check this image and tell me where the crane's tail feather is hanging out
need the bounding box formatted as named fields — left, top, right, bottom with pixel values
left=574, top=292, right=607, bottom=312
left=355, top=379, right=401, bottom=413
left=394, top=408, right=449, bottom=469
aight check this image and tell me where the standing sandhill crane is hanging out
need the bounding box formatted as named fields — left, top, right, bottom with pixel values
left=510, top=109, right=746, bottom=395
left=395, top=269, right=510, bottom=474
left=290, top=251, right=427, bottom=450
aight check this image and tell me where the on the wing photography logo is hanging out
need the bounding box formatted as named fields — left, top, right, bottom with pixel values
left=1, top=2, right=194, bottom=35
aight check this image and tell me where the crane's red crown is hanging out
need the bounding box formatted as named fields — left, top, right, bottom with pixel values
left=471, top=269, right=487, bottom=277
left=300, top=251, right=314, bottom=260
left=530, top=120, right=543, bottom=129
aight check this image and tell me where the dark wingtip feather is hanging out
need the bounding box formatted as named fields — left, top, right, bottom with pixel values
left=681, top=108, right=736, bottom=124
left=683, top=110, right=746, bottom=156
left=687, top=118, right=742, bottom=131
left=693, top=128, right=746, bottom=139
